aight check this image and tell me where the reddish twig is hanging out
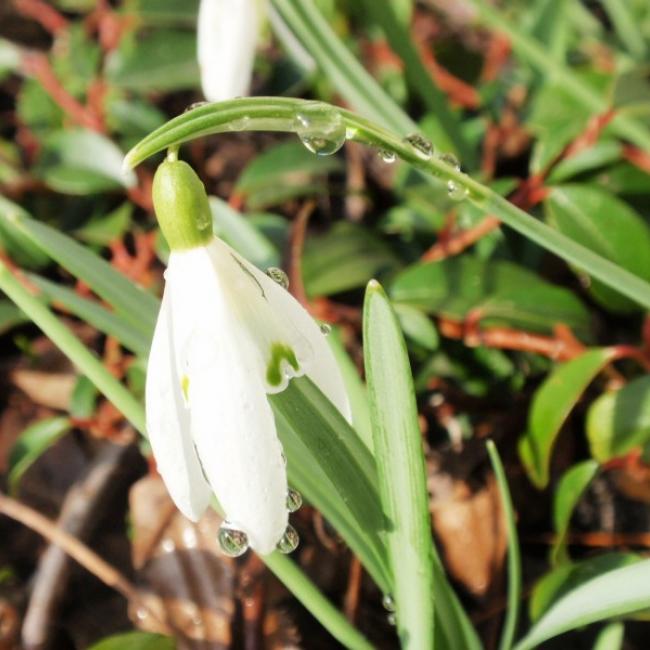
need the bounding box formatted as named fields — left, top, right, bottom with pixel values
left=343, top=556, right=363, bottom=624
left=622, top=145, right=650, bottom=175
left=422, top=215, right=501, bottom=262
left=563, top=109, right=617, bottom=159
left=13, top=0, right=68, bottom=35
left=21, top=52, right=104, bottom=132
left=287, top=201, right=316, bottom=308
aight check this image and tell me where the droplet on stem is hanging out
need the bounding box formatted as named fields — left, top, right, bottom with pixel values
left=266, top=267, right=290, bottom=289
left=404, top=134, right=433, bottom=160
left=184, top=101, right=210, bottom=112
left=447, top=179, right=468, bottom=201
left=382, top=593, right=396, bottom=612
left=438, top=151, right=460, bottom=171
left=276, top=524, right=300, bottom=554
left=378, top=149, right=396, bottom=163
left=217, top=522, right=249, bottom=557
left=294, top=102, right=346, bottom=156
left=319, top=323, right=332, bottom=335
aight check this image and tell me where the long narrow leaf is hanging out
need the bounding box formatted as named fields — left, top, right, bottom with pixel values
left=487, top=440, right=522, bottom=650
left=363, top=280, right=435, bottom=649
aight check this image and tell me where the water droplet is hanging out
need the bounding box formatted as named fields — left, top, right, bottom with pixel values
left=382, top=594, right=396, bottom=612
left=184, top=101, right=209, bottom=112
left=276, top=524, right=300, bottom=554
left=438, top=152, right=460, bottom=171
left=378, top=149, right=396, bottom=164
left=135, top=607, right=148, bottom=621
left=266, top=267, right=289, bottom=290
left=228, top=115, right=251, bottom=131
left=286, top=488, right=303, bottom=513
left=404, top=134, right=433, bottom=160
left=217, top=522, right=249, bottom=557
left=387, top=612, right=397, bottom=626
left=447, top=179, right=468, bottom=201
left=161, top=538, right=175, bottom=553
left=294, top=102, right=346, bottom=156
left=319, top=323, right=332, bottom=335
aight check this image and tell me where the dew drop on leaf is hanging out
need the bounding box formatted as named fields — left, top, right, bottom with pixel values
left=294, top=102, right=346, bottom=156
left=404, top=133, right=433, bottom=160
left=286, top=487, right=303, bottom=512
left=266, top=267, right=289, bottom=289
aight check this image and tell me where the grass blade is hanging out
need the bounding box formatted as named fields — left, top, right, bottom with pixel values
left=363, top=279, right=435, bottom=649
left=514, top=559, right=650, bottom=650
left=0, top=197, right=158, bottom=335
left=487, top=440, right=522, bottom=650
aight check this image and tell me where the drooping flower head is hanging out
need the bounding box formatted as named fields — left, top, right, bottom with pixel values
left=146, top=155, right=350, bottom=555
left=197, top=0, right=262, bottom=102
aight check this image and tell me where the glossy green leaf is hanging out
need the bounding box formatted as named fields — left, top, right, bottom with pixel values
left=0, top=197, right=52, bottom=269
left=551, top=460, right=599, bottom=565
left=234, top=140, right=343, bottom=210
left=209, top=198, right=280, bottom=270
left=363, top=280, right=435, bottom=649
left=518, top=556, right=650, bottom=650
left=529, top=553, right=642, bottom=623
left=106, top=29, right=199, bottom=91
left=75, top=203, right=132, bottom=246
left=27, top=274, right=151, bottom=357
left=303, top=222, right=400, bottom=297
left=391, top=256, right=592, bottom=339
left=0, top=300, right=26, bottom=334
left=548, top=141, right=622, bottom=183
left=88, top=631, right=175, bottom=650
left=487, top=441, right=522, bottom=650
left=519, top=348, right=615, bottom=488
left=0, top=203, right=159, bottom=336
left=545, top=185, right=650, bottom=312
left=587, top=375, right=650, bottom=462
left=133, top=0, right=199, bottom=26
left=8, top=417, right=71, bottom=494
left=271, top=377, right=391, bottom=592
left=38, top=129, right=136, bottom=194
left=394, top=303, right=439, bottom=351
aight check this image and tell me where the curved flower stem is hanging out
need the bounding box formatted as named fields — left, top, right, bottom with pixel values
left=125, top=97, right=650, bottom=311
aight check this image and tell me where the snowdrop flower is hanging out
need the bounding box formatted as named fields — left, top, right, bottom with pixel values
left=146, top=157, right=350, bottom=555
left=197, top=0, right=262, bottom=101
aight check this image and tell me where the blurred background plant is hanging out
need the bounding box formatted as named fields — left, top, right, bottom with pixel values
left=2, top=0, right=650, bottom=648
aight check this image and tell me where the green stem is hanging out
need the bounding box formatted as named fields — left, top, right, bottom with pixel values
left=265, top=553, right=374, bottom=650
left=125, top=97, right=650, bottom=311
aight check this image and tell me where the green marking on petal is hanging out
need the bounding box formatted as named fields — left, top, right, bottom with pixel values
left=181, top=374, right=190, bottom=402
left=266, top=343, right=300, bottom=388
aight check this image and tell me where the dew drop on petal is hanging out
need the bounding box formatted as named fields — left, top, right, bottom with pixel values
left=319, top=323, right=332, bottom=335
left=447, top=179, right=468, bottom=201
left=378, top=149, right=396, bottom=164
left=387, top=613, right=397, bottom=626
left=438, top=151, right=461, bottom=171
left=266, top=267, right=290, bottom=290
left=286, top=488, right=303, bottom=513
left=382, top=594, right=396, bottom=612
left=161, top=538, right=176, bottom=553
left=404, top=134, right=433, bottom=160
left=217, top=522, right=249, bottom=557
left=276, top=524, right=300, bottom=554
left=294, top=102, right=346, bottom=156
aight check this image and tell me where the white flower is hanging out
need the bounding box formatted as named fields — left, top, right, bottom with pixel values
left=197, top=0, right=262, bottom=102
left=146, top=166, right=350, bottom=554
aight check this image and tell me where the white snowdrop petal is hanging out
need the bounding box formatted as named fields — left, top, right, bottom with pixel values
left=145, top=289, right=212, bottom=521
left=169, top=248, right=288, bottom=554
left=197, top=0, right=261, bottom=102
left=210, top=239, right=351, bottom=421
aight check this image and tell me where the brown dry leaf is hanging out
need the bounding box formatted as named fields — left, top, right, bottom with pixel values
left=9, top=369, right=76, bottom=410
left=430, top=475, right=507, bottom=597
left=129, top=476, right=306, bottom=649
